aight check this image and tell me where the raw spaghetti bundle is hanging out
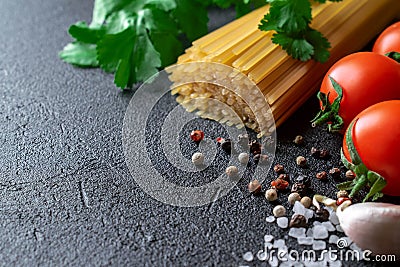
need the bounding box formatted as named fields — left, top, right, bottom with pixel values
left=168, top=0, right=400, bottom=136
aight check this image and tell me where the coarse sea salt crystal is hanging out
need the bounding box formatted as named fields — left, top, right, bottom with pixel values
left=266, top=215, right=275, bottom=223
left=264, top=242, right=273, bottom=250
left=313, top=221, right=322, bottom=226
left=336, top=225, right=344, bottom=232
left=243, top=251, right=254, bottom=262
left=264, top=234, right=274, bottom=243
left=273, top=239, right=285, bottom=248
left=329, top=260, right=343, bottom=267
left=306, top=228, right=313, bottom=237
left=297, top=236, right=313, bottom=245
left=312, top=240, right=326, bottom=250
left=304, top=208, right=314, bottom=221
left=277, top=217, right=288, bottom=229
left=302, top=259, right=324, bottom=267
left=329, top=212, right=340, bottom=225
left=321, top=221, right=335, bottom=232
left=256, top=250, right=268, bottom=261
left=279, top=262, right=292, bottom=267
left=313, top=225, right=329, bottom=239
left=350, top=243, right=364, bottom=259
left=269, top=256, right=279, bottom=267
left=289, top=227, right=306, bottom=238
left=293, top=201, right=306, bottom=215
left=328, top=234, right=339, bottom=244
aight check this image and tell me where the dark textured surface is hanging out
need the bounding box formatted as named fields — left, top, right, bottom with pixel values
left=1, top=1, right=398, bottom=266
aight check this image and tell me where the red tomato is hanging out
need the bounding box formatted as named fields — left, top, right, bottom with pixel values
left=342, top=100, right=400, bottom=198
left=373, top=21, right=400, bottom=55
left=312, top=52, right=400, bottom=132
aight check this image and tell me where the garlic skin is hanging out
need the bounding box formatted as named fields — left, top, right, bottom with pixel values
left=337, top=202, right=400, bottom=257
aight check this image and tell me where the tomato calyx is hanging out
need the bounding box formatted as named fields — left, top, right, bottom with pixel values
left=311, top=76, right=344, bottom=133
left=384, top=51, right=400, bottom=63
left=337, top=120, right=387, bottom=202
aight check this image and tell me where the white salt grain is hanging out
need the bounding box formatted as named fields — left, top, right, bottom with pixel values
left=293, top=201, right=306, bottom=215
left=279, top=262, right=292, bottom=267
left=266, top=215, right=276, bottom=223
left=277, top=217, right=289, bottom=229
left=273, top=239, right=285, bottom=248
left=328, top=234, right=339, bottom=244
left=312, top=240, right=326, bottom=250
left=256, top=250, right=268, bottom=261
left=306, top=228, right=313, bottom=237
left=264, top=234, right=274, bottom=243
left=304, top=208, right=314, bottom=221
left=313, top=221, right=322, bottom=226
left=269, top=256, right=279, bottom=267
left=321, top=221, right=335, bottom=232
left=329, top=212, right=340, bottom=225
left=265, top=242, right=273, bottom=250
left=313, top=225, right=329, bottom=239
left=288, top=227, right=306, bottom=238
left=243, top=251, right=254, bottom=262
left=329, top=260, right=342, bottom=267
left=336, top=225, right=344, bottom=232
left=297, top=236, right=314, bottom=245
left=350, top=243, right=364, bottom=259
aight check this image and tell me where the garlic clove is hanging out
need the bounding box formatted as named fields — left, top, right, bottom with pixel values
left=337, top=202, right=400, bottom=257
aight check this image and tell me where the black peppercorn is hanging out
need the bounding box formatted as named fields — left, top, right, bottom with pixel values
left=329, top=167, right=341, bottom=179
left=315, top=171, right=327, bottom=180
left=278, top=173, right=290, bottom=181
left=289, top=214, right=308, bottom=228
left=291, top=182, right=308, bottom=197
left=319, top=149, right=330, bottom=159
left=294, top=175, right=311, bottom=187
left=310, top=147, right=320, bottom=158
left=314, top=208, right=330, bottom=222
left=254, top=154, right=269, bottom=165
left=220, top=138, right=232, bottom=154
left=273, top=164, right=285, bottom=174
left=249, top=140, right=262, bottom=155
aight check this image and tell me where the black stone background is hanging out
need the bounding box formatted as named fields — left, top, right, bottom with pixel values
left=1, top=0, right=399, bottom=266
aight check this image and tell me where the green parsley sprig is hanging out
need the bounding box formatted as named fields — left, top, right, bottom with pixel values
left=259, top=0, right=343, bottom=62
left=60, top=0, right=341, bottom=89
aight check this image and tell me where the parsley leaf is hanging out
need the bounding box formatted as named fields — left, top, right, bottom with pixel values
left=173, top=0, right=209, bottom=41
left=59, top=42, right=99, bottom=67
left=272, top=33, right=314, bottom=61
left=260, top=0, right=342, bottom=63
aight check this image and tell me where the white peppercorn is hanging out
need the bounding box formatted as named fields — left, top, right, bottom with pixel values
left=296, top=156, right=307, bottom=167
left=288, top=192, right=301, bottom=205
left=238, top=152, right=249, bottom=165
left=273, top=205, right=286, bottom=217
left=191, top=152, right=204, bottom=166
left=265, top=188, right=278, bottom=202
left=225, top=165, right=239, bottom=177
left=300, top=196, right=312, bottom=208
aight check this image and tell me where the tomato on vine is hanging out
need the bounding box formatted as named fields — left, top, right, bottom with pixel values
left=338, top=100, right=400, bottom=201
left=311, top=52, right=400, bottom=132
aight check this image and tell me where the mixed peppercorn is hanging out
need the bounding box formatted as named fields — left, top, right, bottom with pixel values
left=188, top=129, right=351, bottom=227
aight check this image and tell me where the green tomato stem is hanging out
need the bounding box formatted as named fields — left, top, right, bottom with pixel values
left=340, top=121, right=387, bottom=202
left=311, top=76, right=344, bottom=132
left=385, top=51, right=400, bottom=63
